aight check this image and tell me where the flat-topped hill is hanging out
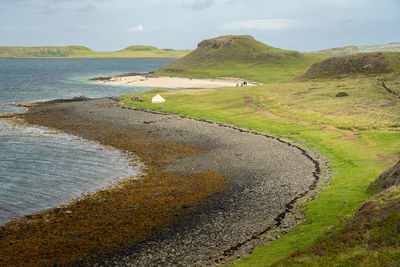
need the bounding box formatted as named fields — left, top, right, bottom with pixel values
left=0, top=45, right=191, bottom=58
left=156, top=35, right=329, bottom=83
left=300, top=52, right=400, bottom=79
left=0, top=46, right=93, bottom=58
left=116, top=45, right=191, bottom=58
left=182, top=35, right=299, bottom=63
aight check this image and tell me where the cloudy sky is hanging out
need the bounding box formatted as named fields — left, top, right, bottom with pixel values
left=0, top=0, right=399, bottom=51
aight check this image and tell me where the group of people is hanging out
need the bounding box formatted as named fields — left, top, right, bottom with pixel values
left=236, top=81, right=248, bottom=87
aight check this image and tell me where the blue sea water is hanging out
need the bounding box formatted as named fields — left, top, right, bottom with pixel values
left=0, top=58, right=174, bottom=225
left=0, top=58, right=174, bottom=112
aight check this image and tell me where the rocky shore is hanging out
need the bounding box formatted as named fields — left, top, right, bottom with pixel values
left=6, top=98, right=326, bottom=266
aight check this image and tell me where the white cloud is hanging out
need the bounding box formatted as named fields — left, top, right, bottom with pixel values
left=220, top=19, right=303, bottom=31
left=182, top=0, right=214, bottom=10
left=127, top=25, right=144, bottom=32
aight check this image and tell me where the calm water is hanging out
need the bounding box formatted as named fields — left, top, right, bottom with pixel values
left=0, top=58, right=173, bottom=224
left=0, top=58, right=174, bottom=112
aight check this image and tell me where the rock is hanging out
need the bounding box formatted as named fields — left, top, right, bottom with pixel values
left=131, top=96, right=144, bottom=102
left=72, top=96, right=89, bottom=101
left=109, top=96, right=120, bottom=102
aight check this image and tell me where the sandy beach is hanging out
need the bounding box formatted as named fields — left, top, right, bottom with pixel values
left=2, top=98, right=324, bottom=266
left=92, top=74, right=260, bottom=89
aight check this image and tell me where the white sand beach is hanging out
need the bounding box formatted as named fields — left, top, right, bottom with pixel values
left=96, top=75, right=260, bottom=89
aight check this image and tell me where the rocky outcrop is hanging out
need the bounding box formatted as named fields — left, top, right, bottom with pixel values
left=197, top=35, right=255, bottom=49
left=368, top=160, right=400, bottom=194
left=300, top=52, right=391, bottom=79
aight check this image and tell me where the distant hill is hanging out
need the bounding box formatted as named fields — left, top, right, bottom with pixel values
left=358, top=43, right=400, bottom=53
left=156, top=35, right=329, bottom=83
left=0, top=45, right=191, bottom=58
left=0, top=46, right=93, bottom=58
left=300, top=52, right=400, bottom=80
left=314, top=43, right=400, bottom=56
left=115, top=46, right=191, bottom=58
left=314, top=46, right=359, bottom=56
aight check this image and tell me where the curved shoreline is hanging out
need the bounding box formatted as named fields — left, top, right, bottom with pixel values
left=91, top=72, right=261, bottom=89
left=3, top=98, right=325, bottom=266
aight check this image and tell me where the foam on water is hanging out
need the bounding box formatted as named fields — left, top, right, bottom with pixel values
left=0, top=119, right=141, bottom=225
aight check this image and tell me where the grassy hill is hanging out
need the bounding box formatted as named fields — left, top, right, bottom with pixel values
left=0, top=45, right=191, bottom=58
left=156, top=35, right=330, bottom=83
left=315, top=43, right=400, bottom=55
left=300, top=52, right=400, bottom=80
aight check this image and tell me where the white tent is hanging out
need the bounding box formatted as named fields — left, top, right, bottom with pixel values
left=152, top=94, right=166, bottom=103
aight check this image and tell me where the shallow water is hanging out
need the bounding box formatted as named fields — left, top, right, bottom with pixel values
left=0, top=119, right=140, bottom=225
left=0, top=58, right=172, bottom=225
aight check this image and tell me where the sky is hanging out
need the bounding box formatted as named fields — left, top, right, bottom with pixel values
left=0, top=0, right=399, bottom=52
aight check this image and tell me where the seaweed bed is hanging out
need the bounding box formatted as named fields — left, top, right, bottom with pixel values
left=0, top=105, right=226, bottom=266
left=0, top=98, right=320, bottom=266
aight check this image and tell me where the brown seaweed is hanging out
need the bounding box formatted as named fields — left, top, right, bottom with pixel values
left=0, top=106, right=227, bottom=266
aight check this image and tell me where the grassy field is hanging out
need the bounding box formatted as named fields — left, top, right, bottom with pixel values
left=0, top=45, right=191, bottom=58
left=118, top=70, right=400, bottom=265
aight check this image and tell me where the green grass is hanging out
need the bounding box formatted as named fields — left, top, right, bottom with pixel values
left=275, top=185, right=400, bottom=266
left=156, top=35, right=330, bottom=83
left=249, top=78, right=400, bottom=129
left=0, top=45, right=191, bottom=58
left=118, top=73, right=400, bottom=266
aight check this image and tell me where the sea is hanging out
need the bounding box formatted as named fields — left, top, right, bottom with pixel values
left=0, top=58, right=175, bottom=225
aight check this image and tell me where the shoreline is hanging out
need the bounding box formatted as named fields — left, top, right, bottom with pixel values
left=1, top=97, right=325, bottom=266
left=0, top=57, right=181, bottom=60
left=91, top=72, right=261, bottom=89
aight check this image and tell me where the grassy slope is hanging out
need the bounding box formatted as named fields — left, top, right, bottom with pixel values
left=0, top=45, right=191, bottom=58
left=276, top=172, right=400, bottom=266
left=118, top=65, right=400, bottom=265
left=156, top=35, right=330, bottom=83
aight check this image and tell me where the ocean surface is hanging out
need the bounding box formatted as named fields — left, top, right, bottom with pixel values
left=0, top=58, right=174, bottom=225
